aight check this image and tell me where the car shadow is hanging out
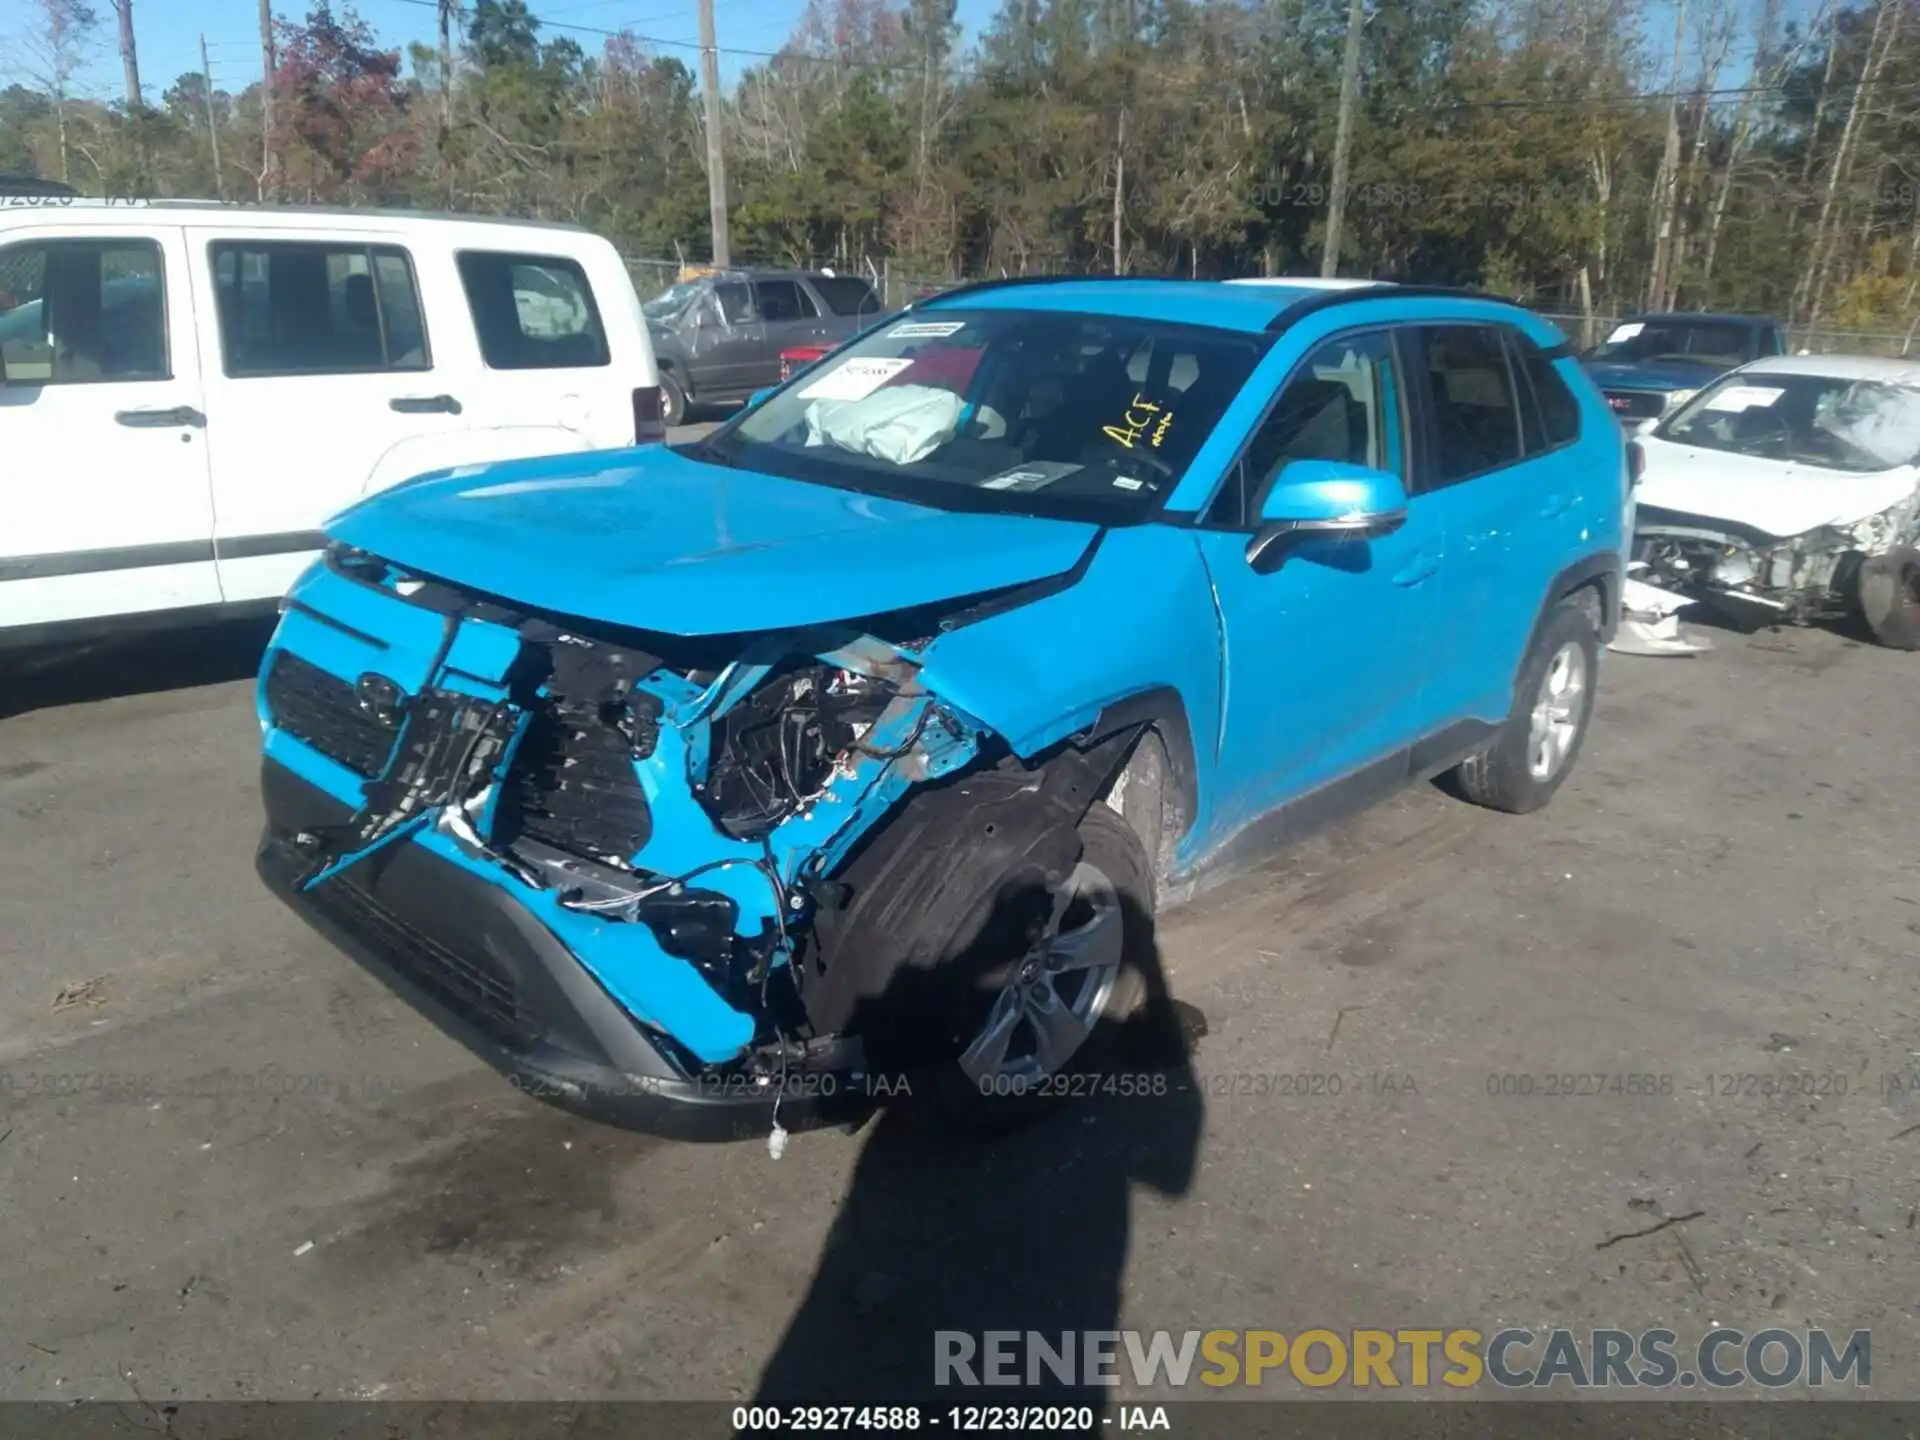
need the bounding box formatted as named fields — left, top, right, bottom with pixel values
left=0, top=615, right=276, bottom=722
left=748, top=879, right=1206, bottom=1419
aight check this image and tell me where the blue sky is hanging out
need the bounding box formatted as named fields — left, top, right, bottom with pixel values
left=68, top=0, right=1814, bottom=107
left=71, top=0, right=1002, bottom=101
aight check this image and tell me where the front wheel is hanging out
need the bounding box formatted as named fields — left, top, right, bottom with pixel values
left=1856, top=546, right=1920, bottom=650
left=913, top=804, right=1155, bottom=1136
left=1446, top=601, right=1600, bottom=815
left=658, top=371, right=688, bottom=429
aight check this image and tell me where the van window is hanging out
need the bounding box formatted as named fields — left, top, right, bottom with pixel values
left=211, top=241, right=429, bottom=377
left=1417, top=325, right=1524, bottom=486
left=809, top=275, right=882, bottom=318
left=0, top=238, right=166, bottom=385
left=457, top=251, right=610, bottom=370
left=754, top=278, right=817, bottom=322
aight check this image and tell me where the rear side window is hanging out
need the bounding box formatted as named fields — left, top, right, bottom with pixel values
left=0, top=238, right=166, bottom=384
left=1514, top=336, right=1581, bottom=452
left=1417, top=325, right=1523, bottom=486
left=457, top=251, right=609, bottom=370
left=810, top=275, right=882, bottom=318
left=211, top=240, right=428, bottom=377
left=754, top=278, right=817, bottom=322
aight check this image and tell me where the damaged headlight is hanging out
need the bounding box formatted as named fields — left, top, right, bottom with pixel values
left=701, top=665, right=897, bottom=839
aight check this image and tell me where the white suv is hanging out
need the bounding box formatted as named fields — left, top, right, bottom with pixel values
left=0, top=200, right=662, bottom=648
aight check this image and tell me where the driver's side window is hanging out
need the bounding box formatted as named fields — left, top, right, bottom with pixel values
left=1206, top=329, right=1401, bottom=529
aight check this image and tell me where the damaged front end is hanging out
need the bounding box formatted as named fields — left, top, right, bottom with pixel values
left=1631, top=493, right=1920, bottom=630
left=255, top=544, right=1126, bottom=1139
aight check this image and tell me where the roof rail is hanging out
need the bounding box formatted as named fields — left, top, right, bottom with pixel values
left=1262, top=283, right=1501, bottom=332
left=908, top=272, right=1199, bottom=308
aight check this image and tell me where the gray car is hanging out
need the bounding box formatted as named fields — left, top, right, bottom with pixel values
left=642, top=268, right=887, bottom=425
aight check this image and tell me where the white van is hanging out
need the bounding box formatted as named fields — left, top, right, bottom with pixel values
left=0, top=201, right=663, bottom=648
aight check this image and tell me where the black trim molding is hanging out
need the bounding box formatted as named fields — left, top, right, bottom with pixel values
left=0, top=530, right=326, bottom=583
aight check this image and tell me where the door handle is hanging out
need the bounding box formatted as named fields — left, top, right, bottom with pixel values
left=389, top=394, right=462, bottom=415
left=1392, top=551, right=1440, bottom=586
left=115, top=405, right=205, bottom=428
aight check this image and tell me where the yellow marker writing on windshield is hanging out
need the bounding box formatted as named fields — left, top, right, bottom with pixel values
left=1104, top=394, right=1162, bottom=449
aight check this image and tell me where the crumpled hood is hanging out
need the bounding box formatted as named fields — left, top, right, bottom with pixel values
left=325, top=445, right=1099, bottom=636
left=1584, top=358, right=1728, bottom=392
left=1635, top=433, right=1919, bottom=538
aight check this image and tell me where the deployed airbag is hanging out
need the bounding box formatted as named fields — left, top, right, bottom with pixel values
left=805, top=384, right=965, bottom=467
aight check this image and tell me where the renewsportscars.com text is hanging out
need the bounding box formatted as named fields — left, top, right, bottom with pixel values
left=934, top=1327, right=1871, bottom=1390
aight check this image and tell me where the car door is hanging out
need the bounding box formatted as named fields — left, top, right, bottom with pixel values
left=686, top=279, right=766, bottom=398
left=188, top=228, right=463, bottom=605
left=1405, top=322, right=1574, bottom=723
left=752, top=277, right=822, bottom=386
left=0, top=223, right=220, bottom=631
left=1189, top=327, right=1446, bottom=840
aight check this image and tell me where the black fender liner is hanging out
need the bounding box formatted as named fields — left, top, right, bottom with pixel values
left=798, top=721, right=1149, bottom=1039
left=1528, top=551, right=1623, bottom=661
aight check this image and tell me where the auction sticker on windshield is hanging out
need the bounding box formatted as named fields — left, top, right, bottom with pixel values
left=887, top=320, right=968, bottom=339
left=1704, top=385, right=1785, bottom=413
left=980, top=462, right=1081, bottom=492
left=800, top=357, right=914, bottom=401
left=1607, top=322, right=1646, bottom=343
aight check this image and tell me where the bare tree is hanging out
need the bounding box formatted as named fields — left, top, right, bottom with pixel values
left=1644, top=0, right=1688, bottom=310
left=18, top=0, right=100, bottom=183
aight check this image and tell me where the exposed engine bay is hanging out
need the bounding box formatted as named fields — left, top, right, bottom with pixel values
left=1631, top=492, right=1920, bottom=624
left=266, top=545, right=1149, bottom=1095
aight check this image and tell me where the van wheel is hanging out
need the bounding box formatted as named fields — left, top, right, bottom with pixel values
left=908, top=804, right=1155, bottom=1137
left=659, top=372, right=687, bottom=428
left=1857, top=547, right=1920, bottom=650
left=1446, top=601, right=1600, bottom=815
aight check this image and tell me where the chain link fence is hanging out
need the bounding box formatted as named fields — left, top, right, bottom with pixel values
left=1534, top=311, right=1919, bottom=358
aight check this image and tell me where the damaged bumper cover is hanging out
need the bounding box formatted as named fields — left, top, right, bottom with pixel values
left=255, top=547, right=1014, bottom=1139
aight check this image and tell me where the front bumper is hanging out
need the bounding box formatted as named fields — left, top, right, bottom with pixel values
left=257, top=758, right=874, bottom=1142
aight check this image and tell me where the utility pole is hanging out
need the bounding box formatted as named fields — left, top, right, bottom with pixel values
left=1320, top=0, right=1364, bottom=277
left=698, top=0, right=730, bottom=267
left=111, top=0, right=146, bottom=183
left=111, top=0, right=141, bottom=109
left=259, top=0, right=278, bottom=200
left=438, top=0, right=455, bottom=132
left=199, top=35, right=226, bottom=201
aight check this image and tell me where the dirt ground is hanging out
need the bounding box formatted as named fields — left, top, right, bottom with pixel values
left=2, top=562, right=1916, bottom=1417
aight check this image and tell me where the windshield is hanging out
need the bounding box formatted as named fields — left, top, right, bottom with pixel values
left=1587, top=319, right=1756, bottom=367
left=692, top=308, right=1270, bottom=523
left=642, top=281, right=705, bottom=322
left=1654, top=372, right=1920, bottom=472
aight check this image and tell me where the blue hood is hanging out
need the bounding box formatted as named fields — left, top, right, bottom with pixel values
left=325, top=446, right=1099, bottom=637
left=1582, top=357, right=1730, bottom=392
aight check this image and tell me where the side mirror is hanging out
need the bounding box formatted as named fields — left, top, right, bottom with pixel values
left=1245, top=459, right=1409, bottom=575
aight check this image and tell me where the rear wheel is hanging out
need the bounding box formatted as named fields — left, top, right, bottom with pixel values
left=1446, top=601, right=1600, bottom=815
left=1857, top=546, right=1920, bottom=650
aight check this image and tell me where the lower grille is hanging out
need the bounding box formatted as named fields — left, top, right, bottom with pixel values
left=265, top=651, right=398, bottom=778
left=501, top=700, right=654, bottom=867
left=312, top=872, right=526, bottom=1046
left=1603, top=389, right=1668, bottom=421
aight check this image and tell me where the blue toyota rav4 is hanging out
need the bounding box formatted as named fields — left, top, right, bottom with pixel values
left=253, top=278, right=1627, bottom=1140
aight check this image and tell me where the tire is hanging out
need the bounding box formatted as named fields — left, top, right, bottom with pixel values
left=659, top=370, right=688, bottom=429
left=1446, top=601, right=1601, bottom=815
left=903, top=803, right=1156, bottom=1137
left=1856, top=546, right=1920, bottom=651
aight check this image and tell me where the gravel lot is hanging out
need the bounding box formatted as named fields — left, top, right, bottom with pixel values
left=2, top=506, right=1917, bottom=1415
